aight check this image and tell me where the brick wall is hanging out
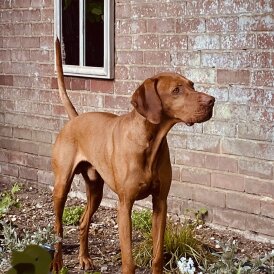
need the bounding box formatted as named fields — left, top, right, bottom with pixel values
left=0, top=0, right=274, bottom=238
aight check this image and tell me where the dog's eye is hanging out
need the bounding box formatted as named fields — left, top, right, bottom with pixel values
left=172, top=87, right=180, bottom=94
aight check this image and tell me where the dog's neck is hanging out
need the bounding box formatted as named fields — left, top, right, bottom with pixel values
left=130, top=110, right=177, bottom=170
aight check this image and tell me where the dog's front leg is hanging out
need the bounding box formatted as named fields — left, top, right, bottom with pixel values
left=118, top=199, right=135, bottom=274
left=151, top=197, right=167, bottom=274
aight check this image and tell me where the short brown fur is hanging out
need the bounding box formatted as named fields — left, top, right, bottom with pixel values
left=52, top=38, right=215, bottom=274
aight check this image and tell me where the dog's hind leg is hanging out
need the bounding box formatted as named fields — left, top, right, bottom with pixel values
left=52, top=166, right=75, bottom=272
left=79, top=166, right=104, bottom=270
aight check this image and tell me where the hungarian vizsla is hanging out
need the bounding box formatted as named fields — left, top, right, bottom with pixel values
left=52, top=38, right=215, bottom=274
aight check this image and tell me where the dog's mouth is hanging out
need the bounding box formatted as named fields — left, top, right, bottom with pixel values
left=186, top=122, right=194, bottom=126
left=184, top=107, right=213, bottom=127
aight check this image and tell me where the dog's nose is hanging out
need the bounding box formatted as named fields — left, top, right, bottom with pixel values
left=200, top=94, right=215, bottom=107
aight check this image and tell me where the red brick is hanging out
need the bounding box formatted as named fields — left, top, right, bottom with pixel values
left=32, top=130, right=52, bottom=143
left=70, top=78, right=86, bottom=90
left=187, top=135, right=220, bottom=153
left=82, top=94, right=104, bottom=108
left=257, top=33, right=274, bottom=49
left=41, top=8, right=54, bottom=22
left=19, top=166, right=38, bottom=181
left=11, top=49, right=30, bottom=61
left=206, top=17, right=238, bottom=32
left=181, top=167, right=211, bottom=186
left=167, top=134, right=187, bottom=149
left=14, top=23, right=31, bottom=35
left=201, top=52, right=233, bottom=68
left=211, top=173, right=244, bottom=191
left=222, top=138, right=274, bottom=161
left=147, top=18, right=175, bottom=33
left=115, top=65, right=129, bottom=79
left=1, top=163, right=19, bottom=177
left=175, top=149, right=205, bottom=167
left=213, top=208, right=246, bottom=230
left=132, top=3, right=157, bottom=18
left=189, top=34, right=220, bottom=50
left=116, top=3, right=131, bottom=19
left=0, top=50, right=11, bottom=61
left=217, top=69, right=250, bottom=85
left=245, top=177, right=274, bottom=198
left=239, top=158, right=273, bottom=180
left=246, top=214, right=274, bottom=237
left=134, top=34, right=158, bottom=50
left=159, top=35, right=188, bottom=50
left=116, top=20, right=131, bottom=35
left=238, top=122, right=274, bottom=142
left=3, top=37, right=22, bottom=49
left=221, top=33, right=256, bottom=49
left=13, top=127, right=32, bottom=140
left=203, top=121, right=236, bottom=137
left=21, top=37, right=40, bottom=49
left=115, top=36, right=132, bottom=49
left=169, top=182, right=194, bottom=200
left=30, top=49, right=50, bottom=62
left=261, top=199, right=274, bottom=218
left=21, top=9, right=41, bottom=22
left=239, top=15, right=274, bottom=31
left=186, top=0, right=219, bottom=15
left=143, top=51, right=170, bottom=66
left=38, top=143, right=52, bottom=157
left=171, top=166, right=180, bottom=181
left=114, top=81, right=139, bottom=95
left=226, top=192, right=261, bottom=214
left=193, top=185, right=226, bottom=207
left=252, top=70, right=274, bottom=87
left=214, top=104, right=249, bottom=121
left=105, top=95, right=129, bottom=110
left=12, top=0, right=31, bottom=8
left=172, top=51, right=200, bottom=67
left=205, top=155, right=238, bottom=173
left=157, top=2, right=186, bottom=17
left=116, top=51, right=143, bottom=65
left=37, top=170, right=54, bottom=185
left=0, top=75, right=13, bottom=86
left=177, top=18, right=205, bottom=33
left=219, top=0, right=254, bottom=14
left=0, top=126, right=13, bottom=137
left=128, top=66, right=155, bottom=81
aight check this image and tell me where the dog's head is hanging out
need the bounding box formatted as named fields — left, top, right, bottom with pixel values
left=131, top=72, right=215, bottom=126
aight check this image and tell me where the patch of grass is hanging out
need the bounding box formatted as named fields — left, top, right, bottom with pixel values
left=132, top=209, right=209, bottom=272
left=132, top=209, right=152, bottom=233
left=63, top=205, right=84, bottom=225
left=0, top=183, right=20, bottom=218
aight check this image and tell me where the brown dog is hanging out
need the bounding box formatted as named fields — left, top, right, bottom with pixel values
left=52, top=38, right=215, bottom=274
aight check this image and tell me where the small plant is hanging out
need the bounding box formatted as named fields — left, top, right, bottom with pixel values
left=199, top=239, right=274, bottom=274
left=0, top=183, right=20, bottom=218
left=63, top=205, right=84, bottom=225
left=0, top=222, right=58, bottom=272
left=132, top=209, right=208, bottom=272
left=132, top=209, right=152, bottom=233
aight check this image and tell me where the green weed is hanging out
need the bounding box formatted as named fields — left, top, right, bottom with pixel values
left=0, top=183, right=20, bottom=218
left=63, top=205, right=84, bottom=225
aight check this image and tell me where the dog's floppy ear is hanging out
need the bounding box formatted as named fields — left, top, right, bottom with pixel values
left=131, top=78, right=162, bottom=124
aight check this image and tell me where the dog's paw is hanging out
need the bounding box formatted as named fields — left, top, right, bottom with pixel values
left=51, top=253, right=63, bottom=273
left=79, top=255, right=94, bottom=270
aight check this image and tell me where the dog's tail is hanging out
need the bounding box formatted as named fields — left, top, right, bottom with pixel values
left=55, top=38, right=78, bottom=120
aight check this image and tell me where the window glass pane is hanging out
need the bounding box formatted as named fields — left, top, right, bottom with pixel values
left=85, top=0, right=104, bottom=67
left=62, top=0, right=79, bottom=65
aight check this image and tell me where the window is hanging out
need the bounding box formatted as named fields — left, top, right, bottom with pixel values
left=54, top=0, right=114, bottom=79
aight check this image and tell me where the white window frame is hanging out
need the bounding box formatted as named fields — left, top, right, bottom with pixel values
left=54, top=0, right=114, bottom=79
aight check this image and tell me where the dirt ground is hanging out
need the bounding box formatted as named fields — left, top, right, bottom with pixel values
left=1, top=181, right=273, bottom=273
